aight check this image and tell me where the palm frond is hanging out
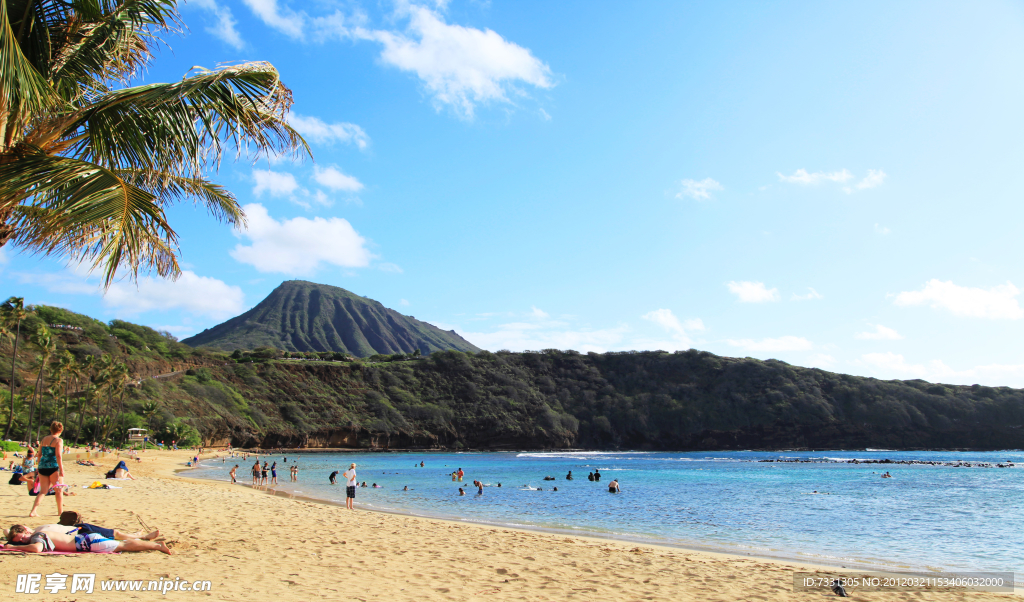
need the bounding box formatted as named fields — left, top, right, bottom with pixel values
left=115, top=169, right=244, bottom=227
left=0, top=147, right=178, bottom=286
left=0, top=0, right=56, bottom=142
left=37, top=61, right=310, bottom=170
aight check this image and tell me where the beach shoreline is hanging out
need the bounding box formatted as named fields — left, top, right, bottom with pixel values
left=0, top=449, right=1016, bottom=601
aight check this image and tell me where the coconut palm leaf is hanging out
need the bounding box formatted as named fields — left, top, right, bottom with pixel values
left=0, top=1, right=309, bottom=286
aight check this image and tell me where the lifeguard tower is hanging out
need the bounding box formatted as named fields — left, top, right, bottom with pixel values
left=127, top=428, right=148, bottom=448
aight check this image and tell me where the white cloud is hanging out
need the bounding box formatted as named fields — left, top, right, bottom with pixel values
left=855, top=324, right=903, bottom=340
left=288, top=114, right=370, bottom=149
left=777, top=169, right=853, bottom=185
left=459, top=321, right=630, bottom=354
left=230, top=204, right=373, bottom=275
left=858, top=352, right=1024, bottom=387
left=641, top=309, right=683, bottom=335
left=15, top=269, right=243, bottom=319
left=856, top=169, right=887, bottom=190
left=893, top=280, right=1024, bottom=320
left=104, top=272, right=245, bottom=319
left=352, top=5, right=554, bottom=118
left=241, top=3, right=553, bottom=119
left=240, top=0, right=305, bottom=38
left=791, top=287, right=823, bottom=301
left=313, top=166, right=364, bottom=192
left=860, top=352, right=930, bottom=378
left=190, top=0, right=245, bottom=49
left=874, top=223, right=891, bottom=235
left=727, top=281, right=780, bottom=303
left=400, top=299, right=410, bottom=306
left=253, top=169, right=300, bottom=197
left=640, top=309, right=704, bottom=349
left=530, top=306, right=549, bottom=319
left=377, top=262, right=403, bottom=273
left=675, top=178, right=723, bottom=201
left=807, top=353, right=837, bottom=369
left=682, top=318, right=706, bottom=332
left=726, top=336, right=813, bottom=353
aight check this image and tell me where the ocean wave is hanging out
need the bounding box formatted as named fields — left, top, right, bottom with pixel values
left=516, top=451, right=652, bottom=458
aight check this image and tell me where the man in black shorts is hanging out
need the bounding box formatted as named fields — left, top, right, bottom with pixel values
left=342, top=463, right=357, bottom=510
left=329, top=470, right=339, bottom=485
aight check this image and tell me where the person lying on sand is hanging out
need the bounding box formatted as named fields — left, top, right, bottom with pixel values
left=4, top=524, right=171, bottom=554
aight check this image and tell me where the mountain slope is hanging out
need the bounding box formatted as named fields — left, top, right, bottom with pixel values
left=181, top=280, right=481, bottom=356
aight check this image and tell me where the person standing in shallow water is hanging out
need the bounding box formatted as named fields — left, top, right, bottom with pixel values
left=594, top=469, right=601, bottom=482
left=342, top=463, right=357, bottom=510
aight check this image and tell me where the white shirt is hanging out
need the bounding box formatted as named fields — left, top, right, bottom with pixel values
left=343, top=469, right=357, bottom=487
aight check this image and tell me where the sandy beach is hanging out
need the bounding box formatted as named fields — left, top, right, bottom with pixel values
left=0, top=449, right=1014, bottom=601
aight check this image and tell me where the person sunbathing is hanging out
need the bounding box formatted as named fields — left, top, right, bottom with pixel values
left=107, top=460, right=136, bottom=480
left=3, top=524, right=171, bottom=554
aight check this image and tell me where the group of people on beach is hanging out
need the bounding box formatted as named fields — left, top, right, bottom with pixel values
left=226, top=457, right=302, bottom=486
left=3, top=420, right=172, bottom=555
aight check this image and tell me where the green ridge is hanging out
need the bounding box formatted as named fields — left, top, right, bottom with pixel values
left=182, top=280, right=481, bottom=356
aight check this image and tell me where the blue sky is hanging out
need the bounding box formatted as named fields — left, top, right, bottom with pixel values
left=4, top=0, right=1024, bottom=386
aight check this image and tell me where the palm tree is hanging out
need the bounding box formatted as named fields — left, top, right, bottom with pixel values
left=2, top=296, right=28, bottom=438
left=0, top=1, right=307, bottom=287
left=102, top=361, right=130, bottom=441
left=139, top=400, right=159, bottom=432
left=92, top=354, right=114, bottom=442
left=23, top=324, right=55, bottom=442
left=76, top=354, right=98, bottom=444
left=54, top=350, right=75, bottom=425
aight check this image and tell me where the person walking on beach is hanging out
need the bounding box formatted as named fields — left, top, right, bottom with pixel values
left=251, top=460, right=260, bottom=485
left=29, top=422, right=65, bottom=517
left=270, top=461, right=278, bottom=485
left=230, top=465, right=238, bottom=483
left=342, top=463, right=357, bottom=510
left=261, top=462, right=269, bottom=486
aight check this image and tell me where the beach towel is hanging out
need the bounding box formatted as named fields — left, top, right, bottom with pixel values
left=0, top=549, right=120, bottom=555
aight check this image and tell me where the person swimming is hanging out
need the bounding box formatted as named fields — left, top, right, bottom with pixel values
left=588, top=472, right=595, bottom=481
left=566, top=471, right=573, bottom=480
left=458, top=488, right=465, bottom=496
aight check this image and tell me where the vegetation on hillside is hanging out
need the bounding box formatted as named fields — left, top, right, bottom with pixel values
left=4, top=302, right=1022, bottom=451
left=0, top=298, right=223, bottom=446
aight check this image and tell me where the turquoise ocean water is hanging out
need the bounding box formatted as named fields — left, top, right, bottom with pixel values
left=191, top=450, right=1022, bottom=576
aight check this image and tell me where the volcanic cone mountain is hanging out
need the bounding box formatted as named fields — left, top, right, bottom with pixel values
left=182, top=280, right=480, bottom=356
